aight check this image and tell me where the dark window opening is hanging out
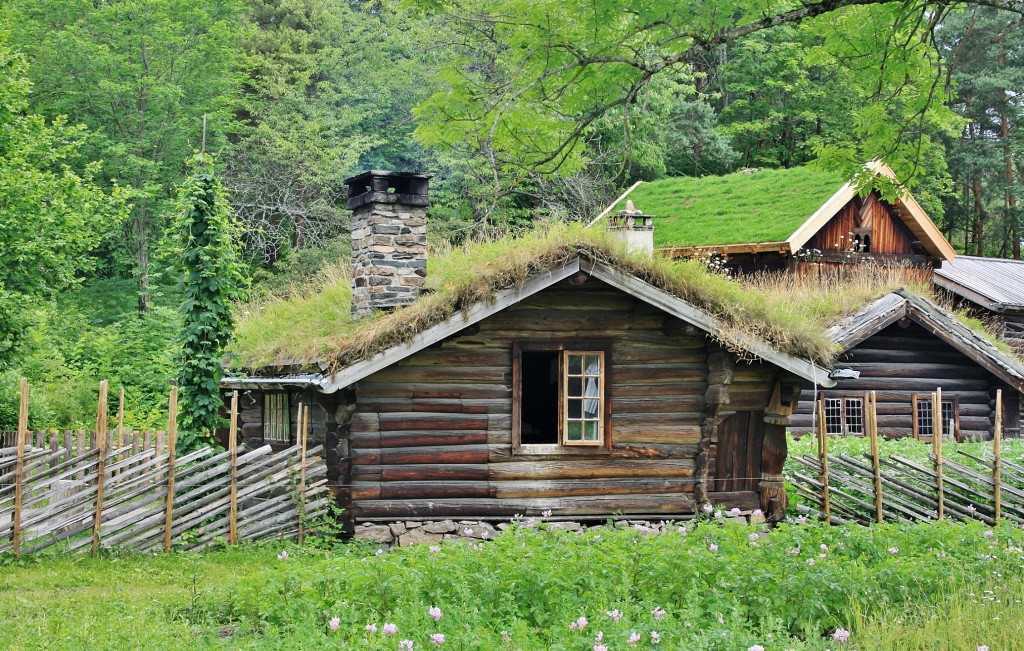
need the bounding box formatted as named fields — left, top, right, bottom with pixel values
left=520, top=351, right=559, bottom=444
left=863, top=234, right=872, bottom=252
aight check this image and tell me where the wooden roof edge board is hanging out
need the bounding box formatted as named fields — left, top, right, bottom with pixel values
left=896, top=288, right=1024, bottom=391
left=828, top=293, right=909, bottom=352
left=588, top=180, right=647, bottom=227
left=222, top=375, right=330, bottom=391
left=932, top=275, right=1006, bottom=313
left=657, top=242, right=791, bottom=257
left=317, top=259, right=583, bottom=393
left=584, top=260, right=836, bottom=387
left=786, top=161, right=956, bottom=262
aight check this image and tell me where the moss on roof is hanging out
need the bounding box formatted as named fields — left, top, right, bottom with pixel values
left=231, top=224, right=927, bottom=373
left=610, top=167, right=846, bottom=247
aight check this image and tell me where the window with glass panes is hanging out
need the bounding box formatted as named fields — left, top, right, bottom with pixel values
left=562, top=351, right=604, bottom=445
left=913, top=394, right=958, bottom=441
left=822, top=395, right=865, bottom=436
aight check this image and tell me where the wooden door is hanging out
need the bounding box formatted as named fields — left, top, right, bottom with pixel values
left=714, top=410, right=765, bottom=492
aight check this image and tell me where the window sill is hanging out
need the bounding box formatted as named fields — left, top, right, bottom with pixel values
left=516, top=443, right=607, bottom=456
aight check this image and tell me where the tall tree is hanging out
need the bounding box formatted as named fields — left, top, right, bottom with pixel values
left=4, top=0, right=246, bottom=313
left=0, top=41, right=125, bottom=367
left=414, top=0, right=1017, bottom=195
left=937, top=7, right=1024, bottom=257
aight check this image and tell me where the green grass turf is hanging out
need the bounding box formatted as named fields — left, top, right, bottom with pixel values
left=610, top=167, right=846, bottom=247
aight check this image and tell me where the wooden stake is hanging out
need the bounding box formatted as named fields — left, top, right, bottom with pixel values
left=297, top=403, right=309, bottom=545
left=816, top=395, right=831, bottom=524
left=12, top=378, right=29, bottom=558
left=868, top=391, right=883, bottom=523
left=933, top=388, right=944, bottom=520
left=994, top=389, right=1003, bottom=524
left=115, top=387, right=125, bottom=476
left=228, top=390, right=239, bottom=545
left=92, top=380, right=109, bottom=556
left=164, top=383, right=178, bottom=553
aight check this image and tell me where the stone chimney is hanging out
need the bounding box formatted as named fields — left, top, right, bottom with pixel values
left=608, top=200, right=654, bottom=255
left=346, top=170, right=431, bottom=317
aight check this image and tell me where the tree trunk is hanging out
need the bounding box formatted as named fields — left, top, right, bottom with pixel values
left=997, top=50, right=1020, bottom=259
left=134, top=206, right=150, bottom=315
left=972, top=177, right=986, bottom=257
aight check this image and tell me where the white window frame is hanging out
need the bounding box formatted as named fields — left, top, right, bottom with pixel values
left=263, top=393, right=291, bottom=442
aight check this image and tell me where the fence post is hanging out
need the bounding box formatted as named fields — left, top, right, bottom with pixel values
left=164, top=383, right=178, bottom=553
left=932, top=388, right=944, bottom=520
left=868, top=391, right=883, bottom=523
left=228, top=390, right=239, bottom=546
left=12, top=378, right=29, bottom=558
left=816, top=394, right=831, bottom=524
left=115, top=387, right=125, bottom=476
left=994, top=389, right=1002, bottom=525
left=92, top=380, right=109, bottom=556
left=297, top=404, right=309, bottom=545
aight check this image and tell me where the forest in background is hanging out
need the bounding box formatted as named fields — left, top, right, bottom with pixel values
left=0, top=0, right=1021, bottom=430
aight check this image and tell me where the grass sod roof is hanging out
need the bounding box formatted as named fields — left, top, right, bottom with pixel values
left=609, top=167, right=847, bottom=248
left=231, top=224, right=929, bottom=374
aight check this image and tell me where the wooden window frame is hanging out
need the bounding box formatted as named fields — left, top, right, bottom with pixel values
left=262, top=392, right=292, bottom=443
left=512, top=340, right=611, bottom=455
left=821, top=393, right=866, bottom=437
left=912, top=393, right=960, bottom=442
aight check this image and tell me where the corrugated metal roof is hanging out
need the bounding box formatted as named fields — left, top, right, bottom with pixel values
left=934, top=255, right=1024, bottom=312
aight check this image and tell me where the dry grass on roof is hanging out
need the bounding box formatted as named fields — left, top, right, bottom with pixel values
left=232, top=224, right=935, bottom=372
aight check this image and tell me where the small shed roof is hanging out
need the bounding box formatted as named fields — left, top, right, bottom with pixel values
left=828, top=288, right=1024, bottom=392
left=934, top=255, right=1024, bottom=313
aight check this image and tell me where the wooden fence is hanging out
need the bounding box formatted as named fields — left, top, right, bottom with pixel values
left=790, top=388, right=1021, bottom=525
left=1, top=380, right=331, bottom=556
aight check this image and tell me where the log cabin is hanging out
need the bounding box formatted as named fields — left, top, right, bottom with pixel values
left=224, top=171, right=839, bottom=527
left=788, top=288, right=1024, bottom=441
left=604, top=161, right=956, bottom=275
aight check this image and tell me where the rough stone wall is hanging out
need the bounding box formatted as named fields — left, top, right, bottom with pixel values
left=351, top=201, right=427, bottom=317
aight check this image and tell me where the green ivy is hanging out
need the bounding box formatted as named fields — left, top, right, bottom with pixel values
left=170, top=154, right=244, bottom=450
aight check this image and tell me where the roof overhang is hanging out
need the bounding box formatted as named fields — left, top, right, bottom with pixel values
left=658, top=241, right=791, bottom=259
left=787, top=161, right=956, bottom=262
left=830, top=288, right=1024, bottom=392
left=221, top=374, right=331, bottom=391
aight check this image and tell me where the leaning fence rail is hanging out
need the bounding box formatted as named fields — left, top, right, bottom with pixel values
left=790, top=388, right=1021, bottom=526
left=1, top=381, right=331, bottom=557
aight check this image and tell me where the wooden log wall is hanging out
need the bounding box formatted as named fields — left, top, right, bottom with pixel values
left=346, top=277, right=782, bottom=521
left=806, top=193, right=922, bottom=259
left=791, top=321, right=1010, bottom=440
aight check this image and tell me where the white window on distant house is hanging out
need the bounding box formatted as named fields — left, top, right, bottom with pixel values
left=264, top=393, right=291, bottom=442
left=823, top=395, right=865, bottom=436
left=913, top=394, right=959, bottom=441
left=513, top=343, right=607, bottom=452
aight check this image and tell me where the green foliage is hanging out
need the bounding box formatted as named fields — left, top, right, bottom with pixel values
left=4, top=522, right=1022, bottom=649
left=0, top=42, right=126, bottom=367
left=171, top=154, right=244, bottom=449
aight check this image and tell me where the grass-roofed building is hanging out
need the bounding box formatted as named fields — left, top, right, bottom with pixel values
left=605, top=161, right=956, bottom=274
left=225, top=171, right=845, bottom=530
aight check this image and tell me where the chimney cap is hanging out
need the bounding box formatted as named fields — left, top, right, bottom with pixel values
left=345, top=170, right=434, bottom=210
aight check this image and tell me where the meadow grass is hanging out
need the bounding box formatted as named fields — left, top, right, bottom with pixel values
left=2, top=520, right=1023, bottom=650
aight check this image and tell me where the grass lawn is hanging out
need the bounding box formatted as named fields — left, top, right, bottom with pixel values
left=2, top=518, right=1023, bottom=650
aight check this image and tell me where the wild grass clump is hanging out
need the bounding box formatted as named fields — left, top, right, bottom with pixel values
left=233, top=223, right=849, bottom=370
